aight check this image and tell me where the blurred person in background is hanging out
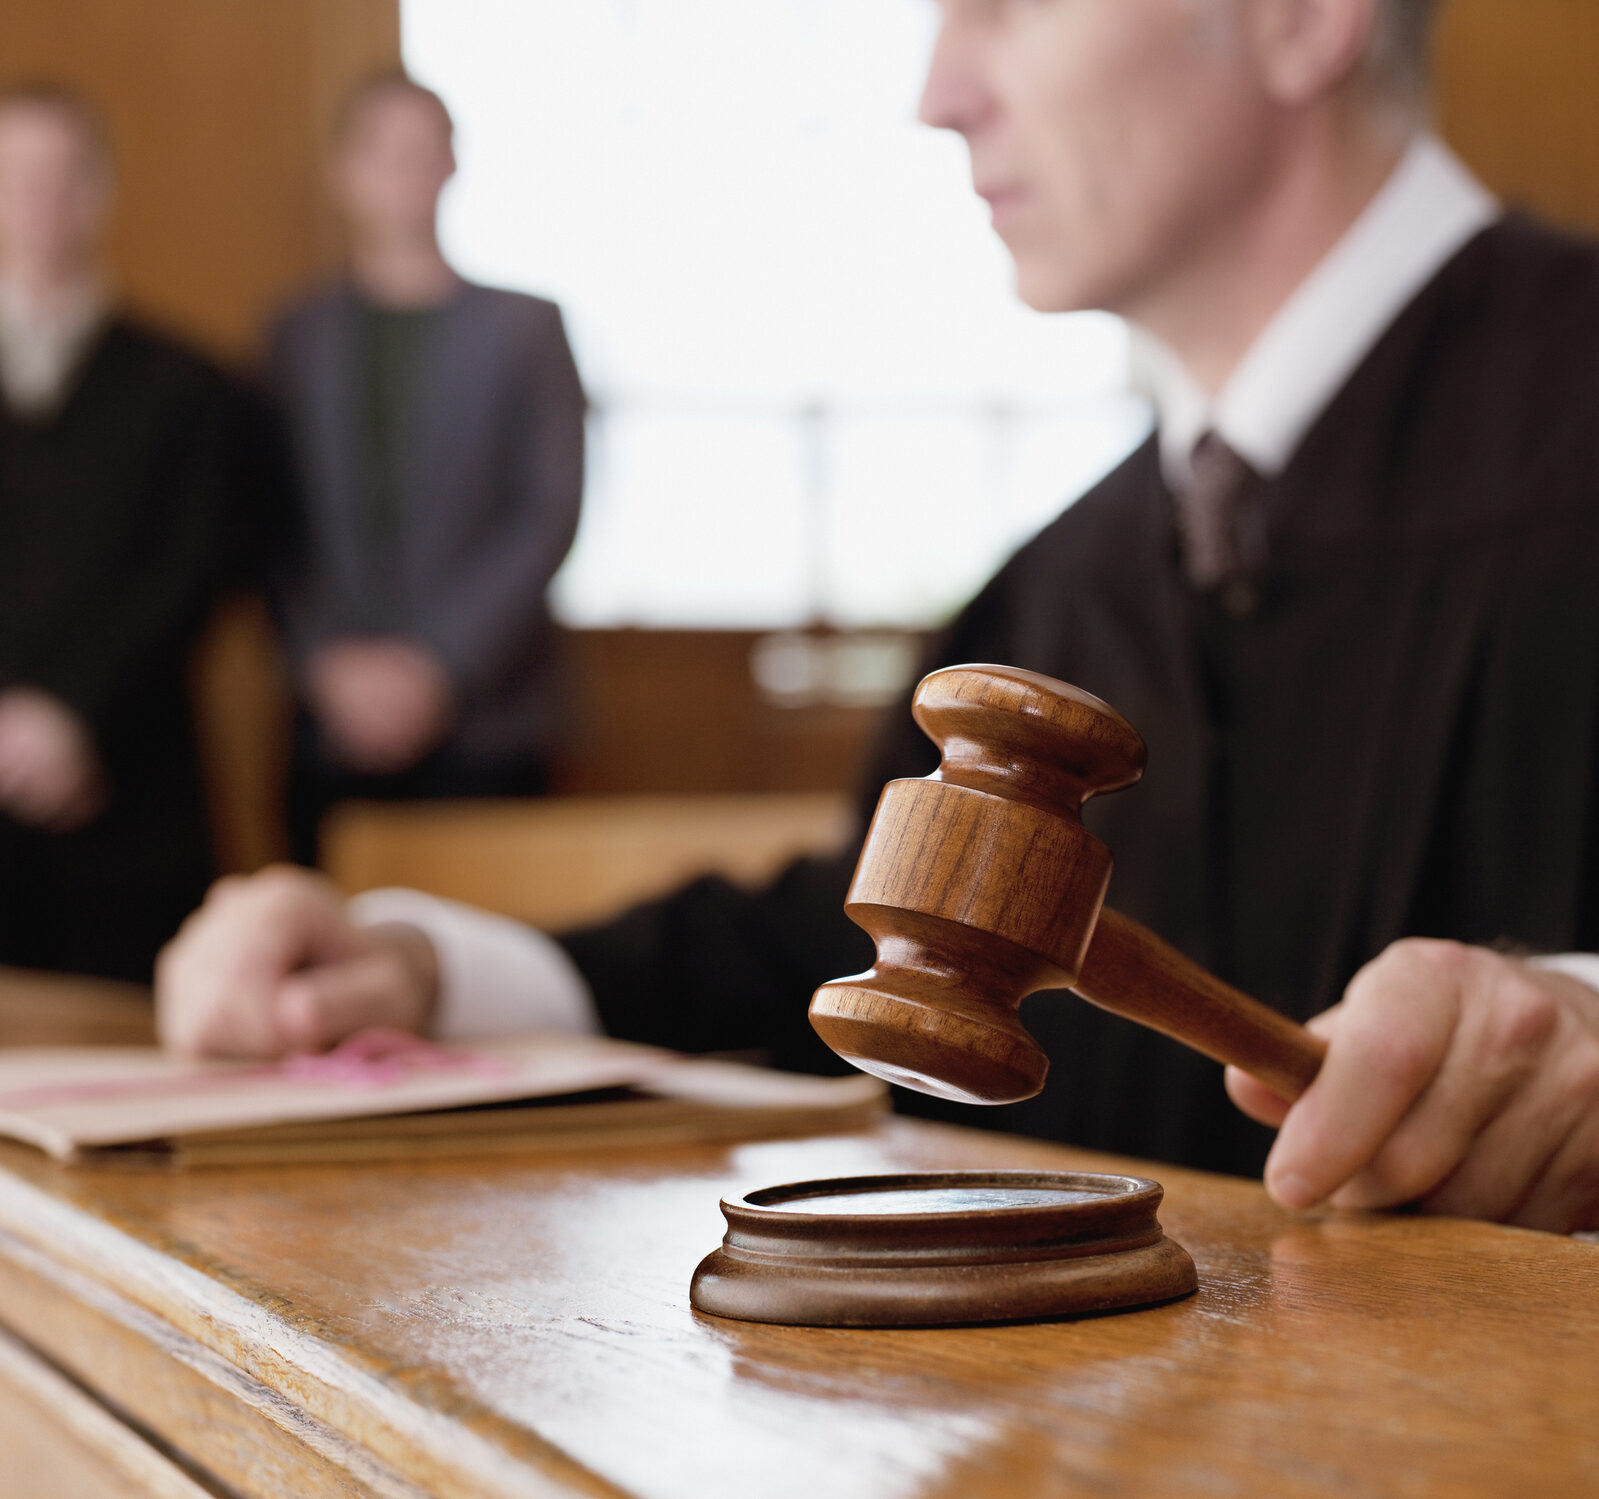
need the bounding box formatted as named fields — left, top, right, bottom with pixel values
left=269, top=72, right=586, bottom=866
left=0, top=84, right=240, bottom=982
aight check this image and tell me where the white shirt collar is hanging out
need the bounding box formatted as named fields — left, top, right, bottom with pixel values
left=0, top=277, right=109, bottom=418
left=1142, top=135, right=1500, bottom=491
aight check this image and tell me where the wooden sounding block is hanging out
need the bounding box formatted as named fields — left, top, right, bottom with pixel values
left=810, top=663, right=1327, bottom=1108
left=690, top=1169, right=1196, bottom=1327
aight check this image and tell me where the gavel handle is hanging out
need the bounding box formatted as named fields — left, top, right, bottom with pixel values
left=1073, top=907, right=1327, bottom=1104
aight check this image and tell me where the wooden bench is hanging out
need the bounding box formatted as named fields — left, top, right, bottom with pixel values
left=320, top=791, right=855, bottom=929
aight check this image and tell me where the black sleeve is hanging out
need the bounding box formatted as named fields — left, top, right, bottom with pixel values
left=556, top=849, right=868, bottom=1073
left=555, top=550, right=1027, bottom=1069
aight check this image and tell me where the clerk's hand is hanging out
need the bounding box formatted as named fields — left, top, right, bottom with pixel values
left=1226, top=940, right=1599, bottom=1234
left=306, top=637, right=455, bottom=775
left=156, top=866, right=439, bottom=1058
left=0, top=687, right=107, bottom=832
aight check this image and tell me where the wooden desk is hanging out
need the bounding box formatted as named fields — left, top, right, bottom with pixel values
left=0, top=985, right=1596, bottom=1497
left=0, top=967, right=154, bottom=1047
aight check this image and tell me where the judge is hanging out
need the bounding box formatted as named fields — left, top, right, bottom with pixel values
left=0, top=86, right=240, bottom=981
left=158, top=0, right=1599, bottom=1233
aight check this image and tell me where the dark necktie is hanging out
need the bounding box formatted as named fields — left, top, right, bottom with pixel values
left=1175, top=432, right=1261, bottom=594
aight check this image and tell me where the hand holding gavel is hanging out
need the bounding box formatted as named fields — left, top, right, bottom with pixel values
left=809, top=664, right=1599, bottom=1234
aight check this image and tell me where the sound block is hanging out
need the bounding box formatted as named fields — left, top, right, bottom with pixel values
left=690, top=1169, right=1197, bottom=1328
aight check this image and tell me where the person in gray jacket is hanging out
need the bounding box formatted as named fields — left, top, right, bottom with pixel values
left=268, top=72, right=585, bottom=863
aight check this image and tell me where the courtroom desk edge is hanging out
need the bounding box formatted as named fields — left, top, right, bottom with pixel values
left=0, top=1142, right=624, bottom=1499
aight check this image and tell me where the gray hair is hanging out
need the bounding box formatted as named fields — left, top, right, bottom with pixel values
left=1366, top=0, right=1445, bottom=96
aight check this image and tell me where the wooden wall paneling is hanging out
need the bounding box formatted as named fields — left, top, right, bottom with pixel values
left=0, top=0, right=401, bottom=358
left=1436, top=0, right=1599, bottom=233
left=555, top=630, right=907, bottom=797
left=190, top=594, right=294, bottom=873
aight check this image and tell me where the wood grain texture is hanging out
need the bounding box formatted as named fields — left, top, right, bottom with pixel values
left=0, top=967, right=155, bottom=1047
left=1437, top=0, right=1599, bottom=233
left=0, top=1323, right=215, bottom=1499
left=1075, top=906, right=1326, bottom=1102
left=0, top=1112, right=1593, bottom=1498
left=811, top=665, right=1326, bottom=1107
left=0, top=1226, right=448, bottom=1499
left=191, top=594, right=294, bottom=874
left=322, top=792, right=852, bottom=929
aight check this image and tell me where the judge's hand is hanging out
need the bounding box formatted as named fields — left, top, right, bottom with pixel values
left=156, top=866, right=439, bottom=1058
left=306, top=638, right=455, bottom=775
left=0, top=688, right=106, bottom=832
left=1226, top=941, right=1599, bottom=1234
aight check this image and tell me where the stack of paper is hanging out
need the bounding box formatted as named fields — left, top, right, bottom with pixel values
left=0, top=1030, right=887, bottom=1167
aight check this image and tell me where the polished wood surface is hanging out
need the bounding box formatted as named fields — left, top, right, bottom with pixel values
left=812, top=666, right=1325, bottom=1108
left=0, top=1324, right=212, bottom=1499
left=323, top=791, right=852, bottom=929
left=1076, top=906, right=1326, bottom=1100
left=0, top=976, right=1595, bottom=1496
left=0, top=1116, right=1594, bottom=1498
left=0, top=967, right=154, bottom=1048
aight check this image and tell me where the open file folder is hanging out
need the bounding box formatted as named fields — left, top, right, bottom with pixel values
left=0, top=1030, right=887, bottom=1167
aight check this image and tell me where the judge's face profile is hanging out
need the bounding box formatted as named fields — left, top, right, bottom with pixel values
left=0, top=103, right=112, bottom=274
left=918, top=0, right=1281, bottom=320
left=330, top=89, right=456, bottom=239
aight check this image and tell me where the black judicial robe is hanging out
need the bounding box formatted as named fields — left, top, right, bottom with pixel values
left=0, top=319, right=244, bottom=981
left=559, top=215, right=1599, bottom=1178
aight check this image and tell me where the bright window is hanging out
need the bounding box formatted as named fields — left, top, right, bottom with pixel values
left=402, top=0, right=1150, bottom=628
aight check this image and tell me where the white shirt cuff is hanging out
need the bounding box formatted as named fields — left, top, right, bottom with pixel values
left=1527, top=952, right=1599, bottom=995
left=347, top=888, right=600, bottom=1041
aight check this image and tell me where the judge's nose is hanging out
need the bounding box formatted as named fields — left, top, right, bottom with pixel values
left=917, top=18, right=995, bottom=138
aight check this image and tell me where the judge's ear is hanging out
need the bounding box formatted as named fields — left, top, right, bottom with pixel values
left=1244, top=0, right=1382, bottom=106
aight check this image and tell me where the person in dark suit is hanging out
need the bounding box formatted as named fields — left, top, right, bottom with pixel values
left=0, top=84, right=239, bottom=982
left=158, top=0, right=1599, bottom=1234
left=269, top=72, right=586, bottom=864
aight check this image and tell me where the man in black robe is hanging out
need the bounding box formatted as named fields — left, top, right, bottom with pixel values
left=0, top=87, right=240, bottom=980
left=156, top=0, right=1599, bottom=1233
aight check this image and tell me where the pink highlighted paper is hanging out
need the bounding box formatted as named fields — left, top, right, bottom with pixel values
left=0, top=1031, right=677, bottom=1160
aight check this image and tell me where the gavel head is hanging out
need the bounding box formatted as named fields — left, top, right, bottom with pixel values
left=809, top=665, right=1145, bottom=1106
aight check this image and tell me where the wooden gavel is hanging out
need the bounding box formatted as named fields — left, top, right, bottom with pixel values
left=810, top=664, right=1327, bottom=1107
